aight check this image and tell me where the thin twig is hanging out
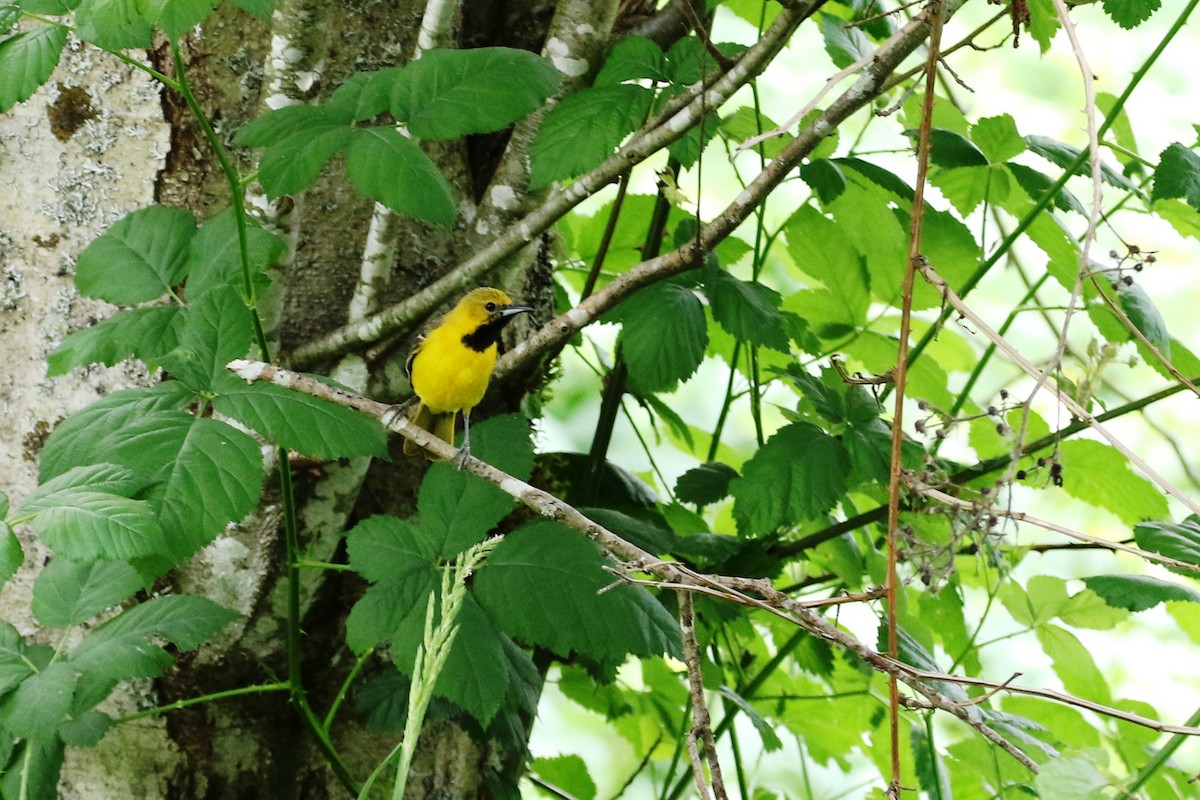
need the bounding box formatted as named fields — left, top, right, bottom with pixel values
left=679, top=591, right=727, bottom=800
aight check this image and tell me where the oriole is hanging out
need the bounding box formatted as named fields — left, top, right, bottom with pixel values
left=403, top=287, right=532, bottom=462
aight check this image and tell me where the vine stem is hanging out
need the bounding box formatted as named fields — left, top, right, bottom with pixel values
left=885, top=0, right=944, bottom=793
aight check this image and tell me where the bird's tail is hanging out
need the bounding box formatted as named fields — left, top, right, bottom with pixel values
left=402, top=402, right=456, bottom=461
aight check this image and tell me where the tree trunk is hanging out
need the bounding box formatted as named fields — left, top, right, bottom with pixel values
left=1, top=0, right=621, bottom=796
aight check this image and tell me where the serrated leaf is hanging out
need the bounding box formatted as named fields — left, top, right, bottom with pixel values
left=392, top=47, right=561, bottom=139
left=611, top=282, right=707, bottom=393
left=102, top=412, right=264, bottom=560
left=1057, top=439, right=1168, bottom=525
left=260, top=123, right=355, bottom=197
left=345, top=127, right=456, bottom=225
left=159, top=287, right=254, bottom=391
left=1026, top=134, right=1136, bottom=192
left=214, top=381, right=387, bottom=459
left=720, top=106, right=787, bottom=158
left=345, top=567, right=437, bottom=655
left=155, top=0, right=220, bottom=38
left=32, top=558, right=144, bottom=628
left=530, top=85, right=653, bottom=188
left=1007, top=162, right=1086, bottom=215
left=234, top=104, right=342, bottom=147
left=0, top=739, right=63, bottom=800
left=47, top=306, right=184, bottom=376
left=1134, top=517, right=1200, bottom=569
left=1034, top=755, right=1108, bottom=799
left=75, top=205, right=197, bottom=305
left=0, top=24, right=67, bottom=113
left=675, top=462, right=738, bottom=506
left=325, top=69, right=400, bottom=121
left=531, top=755, right=597, bottom=800
left=183, top=209, right=285, bottom=299
left=1, top=661, right=75, bottom=739
left=1084, top=574, right=1200, bottom=613
left=38, top=384, right=195, bottom=482
left=59, top=710, right=113, bottom=746
left=828, top=182, right=909, bottom=306
left=21, top=463, right=152, bottom=516
left=783, top=205, right=869, bottom=334
left=820, top=12, right=871, bottom=69
left=74, top=0, right=153, bottom=49
left=1101, top=0, right=1161, bottom=28
left=595, top=36, right=666, bottom=86
left=0, top=528, right=21, bottom=591
left=970, top=114, right=1024, bottom=163
left=1150, top=142, right=1200, bottom=212
left=1036, top=623, right=1111, bottom=705
left=71, top=595, right=238, bottom=680
left=912, top=723, right=951, bottom=799
left=707, top=272, right=790, bottom=351
left=347, top=515, right=436, bottom=585
left=32, top=491, right=168, bottom=561
left=926, top=129, right=987, bottom=168
left=729, top=422, right=850, bottom=535
left=0, top=623, right=35, bottom=695
left=474, top=521, right=681, bottom=661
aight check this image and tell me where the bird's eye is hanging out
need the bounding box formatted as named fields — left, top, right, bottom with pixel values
left=485, top=301, right=497, bottom=312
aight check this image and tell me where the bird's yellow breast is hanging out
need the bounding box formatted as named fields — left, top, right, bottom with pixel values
left=409, top=323, right=498, bottom=414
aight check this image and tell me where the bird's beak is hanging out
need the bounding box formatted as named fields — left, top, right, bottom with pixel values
left=499, top=304, right=533, bottom=318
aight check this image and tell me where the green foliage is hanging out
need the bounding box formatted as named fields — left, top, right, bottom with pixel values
left=1151, top=142, right=1200, bottom=211
left=608, top=281, right=708, bottom=393
left=0, top=24, right=67, bottom=113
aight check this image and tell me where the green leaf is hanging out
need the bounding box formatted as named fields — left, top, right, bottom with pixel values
left=706, top=272, right=790, bottom=351
left=1134, top=517, right=1200, bottom=570
left=611, top=282, right=707, bottom=393
left=1007, top=162, right=1086, bottom=215
left=416, top=414, right=532, bottom=555
left=0, top=740, right=64, bottom=800
left=1, top=661, right=76, bottom=739
left=1057, top=439, right=1168, bottom=525
left=392, top=47, right=561, bottom=139
left=0, top=24, right=68, bottom=113
left=182, top=209, right=285, bottom=299
left=38, top=384, right=195, bottom=482
left=71, top=595, right=239, bottom=681
left=59, top=710, right=113, bottom=747
left=47, top=307, right=184, bottom=376
left=783, top=205, right=869, bottom=335
left=1036, top=623, right=1111, bottom=705
left=74, top=0, right=153, bottom=49
left=325, top=69, right=400, bottom=121
left=1025, top=0, right=1059, bottom=52
left=719, top=686, right=783, bottom=751
left=827, top=182, right=908, bottom=305
left=720, top=106, right=787, bottom=159
left=214, top=381, right=387, bottom=460
left=675, top=462, right=738, bottom=506
left=32, top=491, right=168, bottom=561
left=21, top=463, right=153, bottom=516
left=0, top=6, right=20, bottom=36
left=345, top=516, right=438, bottom=653
left=1150, top=142, right=1200, bottom=212
left=75, top=205, right=197, bottom=305
left=730, top=422, right=850, bottom=535
left=1083, top=574, right=1200, bottom=613
left=1116, top=279, right=1171, bottom=356
left=970, top=114, right=1024, bottom=163
left=819, top=12, right=871, bottom=69
left=912, top=723, right=951, bottom=800
left=234, top=103, right=343, bottom=147
left=226, top=0, right=272, bottom=17
left=1034, top=755, right=1108, bottom=799
left=1025, top=134, right=1136, bottom=192
left=1100, top=0, right=1161, bottom=28
left=158, top=287, right=254, bottom=391
left=531, top=755, right=597, bottom=800
left=345, top=127, right=456, bottom=225
left=474, top=521, right=681, bottom=661
left=926, top=129, right=987, bottom=168
left=345, top=564, right=437, bottom=655
left=32, top=558, right=144, bottom=628
left=103, top=413, right=264, bottom=560
left=530, top=85, right=653, bottom=188
left=0, top=528, right=21, bottom=591
left=155, top=0, right=220, bottom=38
left=0, top=623, right=35, bottom=696
left=260, top=121, right=356, bottom=197
left=594, top=36, right=666, bottom=85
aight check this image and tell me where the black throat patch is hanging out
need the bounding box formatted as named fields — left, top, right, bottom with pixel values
left=461, top=315, right=517, bottom=353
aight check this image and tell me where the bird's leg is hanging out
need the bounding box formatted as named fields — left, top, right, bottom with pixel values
left=456, top=410, right=472, bottom=469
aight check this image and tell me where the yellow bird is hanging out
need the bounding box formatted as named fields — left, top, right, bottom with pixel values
left=403, top=287, right=532, bottom=462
